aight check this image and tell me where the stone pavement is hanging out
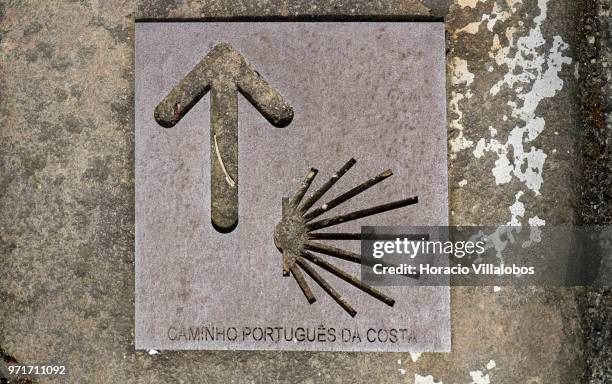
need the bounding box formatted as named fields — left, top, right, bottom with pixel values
left=0, top=0, right=606, bottom=382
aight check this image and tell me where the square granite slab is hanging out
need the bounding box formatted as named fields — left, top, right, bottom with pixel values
left=135, top=22, right=449, bottom=352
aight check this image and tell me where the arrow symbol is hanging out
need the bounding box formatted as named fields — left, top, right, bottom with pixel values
left=155, top=43, right=294, bottom=232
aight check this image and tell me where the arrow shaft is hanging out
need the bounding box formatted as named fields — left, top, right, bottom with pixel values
left=210, top=80, right=238, bottom=231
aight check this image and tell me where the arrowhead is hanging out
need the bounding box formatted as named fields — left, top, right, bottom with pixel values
left=154, top=43, right=293, bottom=128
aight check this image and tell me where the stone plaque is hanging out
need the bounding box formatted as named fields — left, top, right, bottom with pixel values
left=135, top=22, right=449, bottom=351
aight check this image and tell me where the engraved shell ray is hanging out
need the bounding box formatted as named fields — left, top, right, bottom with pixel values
left=274, top=159, right=419, bottom=317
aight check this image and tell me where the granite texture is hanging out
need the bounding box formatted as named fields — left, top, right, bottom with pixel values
left=577, top=0, right=612, bottom=382
left=0, top=0, right=594, bottom=382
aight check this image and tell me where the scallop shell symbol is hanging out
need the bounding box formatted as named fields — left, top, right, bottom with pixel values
left=274, top=158, right=420, bottom=317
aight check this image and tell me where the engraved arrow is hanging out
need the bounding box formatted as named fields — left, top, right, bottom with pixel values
left=155, top=43, right=293, bottom=232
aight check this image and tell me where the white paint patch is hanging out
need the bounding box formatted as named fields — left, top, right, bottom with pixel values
left=473, top=136, right=514, bottom=186
left=451, top=57, right=475, bottom=86
left=479, top=0, right=572, bottom=196
left=574, top=63, right=580, bottom=79
left=451, top=0, right=573, bottom=258
left=459, top=179, right=468, bottom=187
left=469, top=370, right=490, bottom=384
left=507, top=191, right=525, bottom=226
left=415, top=374, right=443, bottom=384
left=449, top=58, right=476, bottom=156
left=470, top=225, right=521, bottom=260
left=414, top=359, right=497, bottom=384
left=528, top=216, right=546, bottom=226
left=457, top=0, right=486, bottom=8
left=522, top=215, right=545, bottom=247
left=449, top=91, right=474, bottom=154
left=456, top=0, right=523, bottom=37
left=486, top=0, right=522, bottom=32
left=410, top=352, right=422, bottom=362
left=454, top=0, right=572, bottom=229
left=455, top=21, right=482, bottom=36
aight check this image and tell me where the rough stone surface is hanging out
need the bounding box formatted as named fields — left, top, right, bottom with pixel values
left=135, top=0, right=447, bottom=19
left=0, top=0, right=597, bottom=382
left=576, top=0, right=612, bottom=382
